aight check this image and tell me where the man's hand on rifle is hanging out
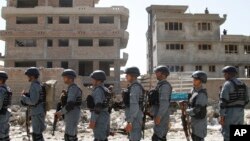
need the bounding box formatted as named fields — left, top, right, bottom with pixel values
left=89, top=121, right=96, bottom=129
left=124, top=122, right=132, bottom=133
left=219, top=116, right=225, bottom=126
left=21, top=90, right=26, bottom=95
left=154, top=116, right=161, bottom=125
left=54, top=112, right=62, bottom=118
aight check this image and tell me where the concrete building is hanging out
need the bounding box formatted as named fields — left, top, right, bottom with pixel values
left=0, top=0, right=129, bottom=93
left=146, top=5, right=250, bottom=77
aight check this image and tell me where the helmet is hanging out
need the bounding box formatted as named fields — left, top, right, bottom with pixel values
left=192, top=71, right=207, bottom=83
left=222, top=66, right=238, bottom=73
left=125, top=67, right=140, bottom=77
left=154, top=65, right=170, bottom=76
left=0, top=71, right=8, bottom=80
left=62, top=69, right=77, bottom=78
left=25, top=67, right=40, bottom=77
left=90, top=70, right=106, bottom=81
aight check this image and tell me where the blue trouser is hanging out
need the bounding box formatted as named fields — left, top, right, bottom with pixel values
left=0, top=111, right=10, bottom=140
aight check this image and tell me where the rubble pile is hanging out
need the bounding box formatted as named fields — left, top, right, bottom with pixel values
left=7, top=105, right=250, bottom=140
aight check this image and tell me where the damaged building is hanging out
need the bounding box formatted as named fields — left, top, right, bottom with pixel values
left=146, top=5, right=250, bottom=78
left=0, top=0, right=129, bottom=93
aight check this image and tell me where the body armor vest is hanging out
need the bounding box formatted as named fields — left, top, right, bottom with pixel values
left=61, top=84, right=82, bottom=107
left=226, top=80, right=248, bottom=108
left=148, top=81, right=170, bottom=106
left=122, top=82, right=144, bottom=109
left=86, top=86, right=111, bottom=110
left=189, top=88, right=207, bottom=119
left=0, top=86, right=12, bottom=114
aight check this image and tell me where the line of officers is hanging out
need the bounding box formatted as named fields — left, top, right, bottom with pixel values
left=0, top=65, right=249, bottom=141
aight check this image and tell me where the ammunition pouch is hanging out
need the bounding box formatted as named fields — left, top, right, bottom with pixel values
left=148, top=90, right=159, bottom=106
left=193, top=105, right=207, bottom=119
left=122, top=89, right=130, bottom=107
left=86, top=95, right=95, bottom=109
left=75, top=96, right=82, bottom=106
left=65, top=101, right=76, bottom=112
left=94, top=103, right=103, bottom=114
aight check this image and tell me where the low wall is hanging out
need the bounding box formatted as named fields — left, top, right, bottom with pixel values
left=206, top=78, right=250, bottom=101
left=1, top=67, right=91, bottom=108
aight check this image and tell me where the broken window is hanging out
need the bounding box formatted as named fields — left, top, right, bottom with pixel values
left=167, top=65, right=184, bottom=72
left=100, top=61, right=114, bottom=76
left=61, top=61, right=68, bottom=69
left=225, top=44, right=238, bottom=54
left=209, top=65, right=216, bottom=72
left=15, top=61, right=36, bottom=67
left=79, top=16, right=94, bottom=24
left=198, top=44, right=212, bottom=50
left=78, top=61, right=93, bottom=76
left=47, top=62, right=53, bottom=68
left=195, top=65, right=202, bottom=71
left=99, top=39, right=114, bottom=47
left=16, top=17, right=38, bottom=24
left=166, top=44, right=184, bottom=50
left=99, top=16, right=114, bottom=24
left=59, top=16, right=70, bottom=24
left=59, top=0, right=73, bottom=7
left=59, top=39, right=69, bottom=47
left=78, top=39, right=93, bottom=47
left=47, top=17, right=53, bottom=24
left=165, top=22, right=182, bottom=31
left=198, top=22, right=211, bottom=31
left=244, top=45, right=250, bottom=54
left=17, top=0, right=38, bottom=8
left=15, top=39, right=36, bottom=47
left=47, top=39, right=53, bottom=47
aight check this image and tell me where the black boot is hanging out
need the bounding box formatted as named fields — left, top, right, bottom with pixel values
left=94, top=139, right=108, bottom=141
left=32, top=133, right=44, bottom=141
left=191, top=134, right=203, bottom=141
left=65, top=134, right=78, bottom=141
left=0, top=136, right=10, bottom=141
left=152, top=134, right=158, bottom=141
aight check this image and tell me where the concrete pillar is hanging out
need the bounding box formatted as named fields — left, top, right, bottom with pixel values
left=45, top=80, right=57, bottom=110
left=113, top=60, right=121, bottom=94
left=239, top=66, right=246, bottom=78
left=93, top=60, right=99, bottom=70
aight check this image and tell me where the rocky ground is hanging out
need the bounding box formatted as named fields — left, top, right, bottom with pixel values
left=7, top=105, right=250, bottom=141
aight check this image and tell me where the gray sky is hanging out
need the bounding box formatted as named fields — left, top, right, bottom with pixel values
left=1, top=0, right=250, bottom=74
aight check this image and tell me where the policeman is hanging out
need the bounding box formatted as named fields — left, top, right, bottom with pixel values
left=151, top=65, right=172, bottom=141
left=55, top=69, right=82, bottom=141
left=87, top=70, right=110, bottom=141
left=21, top=67, right=46, bottom=141
left=123, top=67, right=144, bottom=141
left=0, top=71, right=12, bottom=141
left=186, top=71, right=208, bottom=141
left=219, top=66, right=249, bottom=141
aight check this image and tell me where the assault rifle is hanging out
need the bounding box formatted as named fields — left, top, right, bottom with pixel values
left=52, top=102, right=62, bottom=136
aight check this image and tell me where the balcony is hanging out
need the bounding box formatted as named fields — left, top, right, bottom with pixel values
left=0, top=30, right=129, bottom=40
left=2, top=6, right=129, bottom=20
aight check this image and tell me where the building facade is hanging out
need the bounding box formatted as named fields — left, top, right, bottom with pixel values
left=146, top=5, right=250, bottom=77
left=0, top=0, right=129, bottom=93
